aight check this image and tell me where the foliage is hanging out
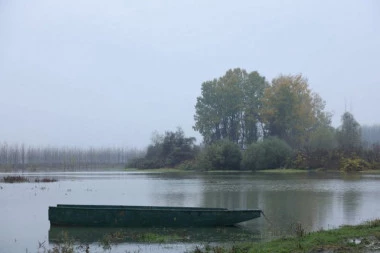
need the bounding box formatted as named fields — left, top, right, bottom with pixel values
left=261, top=74, right=331, bottom=149
left=291, top=151, right=309, bottom=169
left=176, top=160, right=197, bottom=170
left=128, top=127, right=198, bottom=169
left=336, top=112, right=361, bottom=152
left=196, top=140, right=242, bottom=171
left=340, top=157, right=371, bottom=172
left=194, top=68, right=268, bottom=146
left=305, top=126, right=337, bottom=151
left=242, top=137, right=293, bottom=170
left=292, top=149, right=332, bottom=169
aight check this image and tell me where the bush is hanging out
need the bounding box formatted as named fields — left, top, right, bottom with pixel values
left=340, top=157, right=371, bottom=172
left=176, top=160, right=197, bottom=170
left=196, top=140, right=242, bottom=171
left=130, top=128, right=198, bottom=169
left=242, top=137, right=293, bottom=170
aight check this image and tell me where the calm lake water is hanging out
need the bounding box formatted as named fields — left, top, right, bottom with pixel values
left=1, top=171, right=380, bottom=252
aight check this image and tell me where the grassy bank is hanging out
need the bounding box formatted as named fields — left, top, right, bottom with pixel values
left=45, top=220, right=380, bottom=253
left=361, top=169, right=380, bottom=174
left=125, top=167, right=311, bottom=173
left=125, top=167, right=189, bottom=173
left=255, top=168, right=309, bottom=174
left=191, top=220, right=380, bottom=253
left=125, top=167, right=380, bottom=175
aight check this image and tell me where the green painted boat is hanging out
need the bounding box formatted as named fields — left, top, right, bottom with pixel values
left=49, top=204, right=261, bottom=227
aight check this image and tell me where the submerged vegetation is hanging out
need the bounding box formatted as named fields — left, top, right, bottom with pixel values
left=3, top=176, right=58, bottom=183
left=34, top=177, right=58, bottom=183
left=3, top=175, right=29, bottom=183
left=40, top=230, right=188, bottom=253
left=38, top=220, right=380, bottom=253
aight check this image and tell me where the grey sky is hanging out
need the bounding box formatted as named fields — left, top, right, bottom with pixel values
left=0, top=0, right=379, bottom=148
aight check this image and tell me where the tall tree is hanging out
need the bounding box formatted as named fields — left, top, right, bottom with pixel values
left=336, top=112, right=361, bottom=152
left=194, top=68, right=267, bottom=146
left=241, top=71, right=268, bottom=145
left=261, top=74, right=331, bottom=148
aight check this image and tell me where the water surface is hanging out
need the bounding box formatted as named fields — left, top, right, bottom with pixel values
left=1, top=171, right=380, bottom=252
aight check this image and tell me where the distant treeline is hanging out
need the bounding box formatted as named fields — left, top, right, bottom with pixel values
left=362, top=125, right=380, bottom=148
left=0, top=144, right=144, bottom=171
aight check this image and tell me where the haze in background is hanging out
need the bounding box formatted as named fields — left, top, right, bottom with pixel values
left=0, top=0, right=379, bottom=148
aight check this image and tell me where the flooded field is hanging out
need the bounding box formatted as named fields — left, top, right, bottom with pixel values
left=1, top=171, right=380, bottom=252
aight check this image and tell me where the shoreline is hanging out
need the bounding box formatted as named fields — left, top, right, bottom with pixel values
left=190, top=219, right=380, bottom=253
left=2, top=167, right=380, bottom=174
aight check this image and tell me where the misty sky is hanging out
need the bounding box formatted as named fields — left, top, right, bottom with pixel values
left=1, top=1, right=379, bottom=149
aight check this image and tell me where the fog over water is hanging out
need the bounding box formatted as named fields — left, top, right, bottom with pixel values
left=0, top=0, right=379, bottom=148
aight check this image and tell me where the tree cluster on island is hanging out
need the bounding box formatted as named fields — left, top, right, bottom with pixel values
left=131, top=68, right=380, bottom=172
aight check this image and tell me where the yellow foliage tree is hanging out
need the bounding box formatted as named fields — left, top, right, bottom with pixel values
left=261, top=74, right=331, bottom=148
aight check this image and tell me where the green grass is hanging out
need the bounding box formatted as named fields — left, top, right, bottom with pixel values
left=126, top=167, right=312, bottom=174
left=203, top=170, right=252, bottom=173
left=360, top=169, right=380, bottom=174
left=190, top=219, right=380, bottom=253
left=255, top=168, right=309, bottom=173
left=125, top=167, right=190, bottom=173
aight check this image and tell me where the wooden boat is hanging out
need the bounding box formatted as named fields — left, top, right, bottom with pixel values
left=49, top=204, right=261, bottom=227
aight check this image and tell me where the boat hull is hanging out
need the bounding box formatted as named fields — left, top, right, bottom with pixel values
left=49, top=205, right=261, bottom=227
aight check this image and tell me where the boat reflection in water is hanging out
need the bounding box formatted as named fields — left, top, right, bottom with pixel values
left=48, top=225, right=262, bottom=245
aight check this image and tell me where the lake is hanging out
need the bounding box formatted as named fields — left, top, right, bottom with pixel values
left=1, top=171, right=380, bottom=252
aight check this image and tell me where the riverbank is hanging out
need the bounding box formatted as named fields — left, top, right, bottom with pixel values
left=124, top=167, right=310, bottom=173
left=46, top=220, right=380, bottom=253
left=125, top=167, right=380, bottom=174
left=190, top=220, right=380, bottom=253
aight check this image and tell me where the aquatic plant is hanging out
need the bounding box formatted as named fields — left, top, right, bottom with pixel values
left=37, top=232, right=89, bottom=253
left=3, top=176, right=29, bottom=183
left=35, top=177, right=58, bottom=183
